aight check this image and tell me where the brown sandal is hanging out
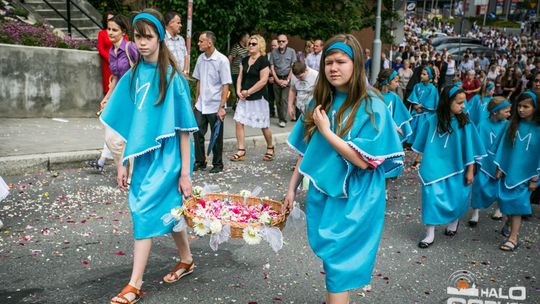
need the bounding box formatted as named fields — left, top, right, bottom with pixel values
left=163, top=260, right=195, bottom=283
left=263, top=146, right=275, bottom=161
left=110, top=284, right=142, bottom=304
left=230, top=148, right=246, bottom=161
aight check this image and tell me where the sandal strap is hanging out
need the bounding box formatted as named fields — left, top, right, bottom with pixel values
left=113, top=284, right=141, bottom=304
left=169, top=261, right=195, bottom=279
left=119, top=285, right=140, bottom=296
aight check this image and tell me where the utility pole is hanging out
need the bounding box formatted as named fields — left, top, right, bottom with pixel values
left=449, top=0, right=454, bottom=17
left=423, top=0, right=427, bottom=20
left=390, top=0, right=395, bottom=62
left=186, top=0, right=193, bottom=72
left=371, top=0, right=382, bottom=84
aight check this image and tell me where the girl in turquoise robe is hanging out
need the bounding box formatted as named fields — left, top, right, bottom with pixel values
left=412, top=86, right=486, bottom=249
left=101, top=10, right=198, bottom=304
left=375, top=69, right=413, bottom=179
left=467, top=82, right=495, bottom=125
left=283, top=35, right=404, bottom=303
left=494, top=91, right=539, bottom=251
left=468, top=97, right=511, bottom=227
left=407, top=66, right=439, bottom=144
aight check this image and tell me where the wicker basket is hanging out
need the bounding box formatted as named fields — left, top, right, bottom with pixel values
left=183, top=193, right=287, bottom=238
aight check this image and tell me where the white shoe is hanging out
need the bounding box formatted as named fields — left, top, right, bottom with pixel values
left=279, top=121, right=286, bottom=128
left=0, top=219, right=3, bottom=230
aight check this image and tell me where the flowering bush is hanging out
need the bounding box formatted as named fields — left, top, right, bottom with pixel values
left=0, top=20, right=95, bottom=50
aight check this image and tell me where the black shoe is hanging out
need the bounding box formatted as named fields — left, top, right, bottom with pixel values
left=87, top=160, right=104, bottom=171
left=445, top=222, right=460, bottom=236
left=193, top=163, right=207, bottom=171
left=209, top=166, right=223, bottom=174
left=418, top=240, right=434, bottom=248
left=467, top=220, right=478, bottom=227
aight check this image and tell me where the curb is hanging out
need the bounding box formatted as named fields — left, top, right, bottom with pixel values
left=0, top=132, right=291, bottom=176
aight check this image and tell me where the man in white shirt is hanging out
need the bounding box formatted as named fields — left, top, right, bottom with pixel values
left=305, top=39, right=323, bottom=71
left=192, top=31, right=232, bottom=173
left=164, top=11, right=188, bottom=75
left=288, top=61, right=318, bottom=120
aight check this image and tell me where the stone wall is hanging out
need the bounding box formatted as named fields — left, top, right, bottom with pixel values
left=0, top=43, right=101, bottom=117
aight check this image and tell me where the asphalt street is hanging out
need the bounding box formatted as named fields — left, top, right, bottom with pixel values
left=0, top=145, right=539, bottom=304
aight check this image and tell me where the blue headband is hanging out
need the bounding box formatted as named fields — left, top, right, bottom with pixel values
left=523, top=90, right=537, bottom=107
left=449, top=86, right=461, bottom=98
left=454, top=81, right=462, bottom=86
left=491, top=100, right=511, bottom=114
left=132, top=13, right=165, bottom=41
left=381, top=70, right=398, bottom=86
left=325, top=42, right=354, bottom=59
left=486, top=82, right=495, bottom=92
left=424, top=67, right=433, bottom=80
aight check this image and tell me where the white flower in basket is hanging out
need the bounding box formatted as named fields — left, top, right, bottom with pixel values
left=259, top=211, right=273, bottom=225
left=209, top=219, right=223, bottom=234
left=242, top=226, right=262, bottom=245
left=192, top=186, right=204, bottom=197
left=193, top=218, right=210, bottom=236
left=239, top=189, right=251, bottom=197
left=171, top=206, right=184, bottom=220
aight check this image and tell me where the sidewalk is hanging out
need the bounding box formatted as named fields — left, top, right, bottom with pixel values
left=0, top=112, right=295, bottom=176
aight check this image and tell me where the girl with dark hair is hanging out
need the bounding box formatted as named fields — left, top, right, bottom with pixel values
left=100, top=9, right=198, bottom=303
left=467, top=81, right=495, bottom=125
left=412, top=86, right=486, bottom=249
left=284, top=34, right=403, bottom=303
left=468, top=97, right=511, bottom=227
left=407, top=66, right=439, bottom=144
left=494, top=91, right=539, bottom=251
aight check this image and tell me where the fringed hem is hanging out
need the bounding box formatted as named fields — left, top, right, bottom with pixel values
left=418, top=169, right=465, bottom=186
left=401, top=129, right=414, bottom=143
left=100, top=117, right=127, bottom=142
left=494, top=160, right=540, bottom=189
left=287, top=140, right=305, bottom=156
left=347, top=141, right=404, bottom=161
left=298, top=167, right=348, bottom=199
left=121, top=127, right=199, bottom=164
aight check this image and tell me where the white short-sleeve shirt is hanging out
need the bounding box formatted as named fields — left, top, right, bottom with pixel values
left=291, top=67, right=318, bottom=113
left=193, top=49, right=232, bottom=114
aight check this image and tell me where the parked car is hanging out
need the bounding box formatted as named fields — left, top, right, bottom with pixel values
left=431, top=37, right=481, bottom=48
left=447, top=45, right=507, bottom=61
left=435, top=41, right=483, bottom=52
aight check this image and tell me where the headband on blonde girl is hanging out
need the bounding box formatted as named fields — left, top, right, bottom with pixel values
left=491, top=100, right=511, bottom=114
left=325, top=42, right=354, bottom=59
left=486, top=82, right=495, bottom=91
left=132, top=13, right=165, bottom=41
left=424, top=67, right=433, bottom=79
left=381, top=70, right=398, bottom=86
left=449, top=86, right=461, bottom=98
left=522, top=90, right=537, bottom=107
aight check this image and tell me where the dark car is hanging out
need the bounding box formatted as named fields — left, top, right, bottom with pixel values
left=431, top=37, right=482, bottom=48
left=447, top=45, right=507, bottom=61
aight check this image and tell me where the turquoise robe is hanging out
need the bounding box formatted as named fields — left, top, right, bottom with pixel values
left=467, top=94, right=492, bottom=126
left=412, top=115, right=486, bottom=225
left=382, top=91, right=413, bottom=178
left=407, top=82, right=439, bottom=144
left=288, top=91, right=404, bottom=292
left=471, top=118, right=508, bottom=209
left=101, top=60, right=198, bottom=239
left=494, top=121, right=540, bottom=215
